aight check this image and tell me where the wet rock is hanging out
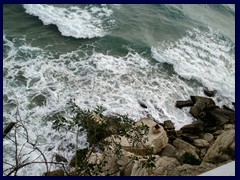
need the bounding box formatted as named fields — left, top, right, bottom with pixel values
left=30, top=94, right=46, bottom=107
left=203, top=89, right=215, bottom=97
left=162, top=120, right=177, bottom=143
left=176, top=100, right=194, bottom=109
left=139, top=102, right=147, bottom=108
left=163, top=120, right=175, bottom=131
left=204, top=107, right=234, bottom=126
left=190, top=96, right=215, bottom=117
left=222, top=105, right=235, bottom=112
left=180, top=120, right=204, bottom=134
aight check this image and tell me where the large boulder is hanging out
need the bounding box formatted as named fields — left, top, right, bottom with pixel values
left=131, top=156, right=180, bottom=176
left=173, top=138, right=197, bottom=153
left=190, top=96, right=215, bottom=117
left=152, top=156, right=180, bottom=175
left=160, top=143, right=177, bottom=158
left=203, top=130, right=235, bottom=163
left=180, top=120, right=204, bottom=134
left=173, top=138, right=199, bottom=163
left=163, top=120, right=177, bottom=143
left=106, top=118, right=168, bottom=155
left=204, top=107, right=235, bottom=126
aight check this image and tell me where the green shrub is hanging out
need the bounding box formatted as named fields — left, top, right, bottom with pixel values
left=182, top=152, right=201, bottom=165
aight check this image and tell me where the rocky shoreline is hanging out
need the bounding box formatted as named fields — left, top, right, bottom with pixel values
left=46, top=94, right=235, bottom=176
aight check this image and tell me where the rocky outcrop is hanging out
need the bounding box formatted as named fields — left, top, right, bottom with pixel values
left=190, top=96, right=216, bottom=117
left=49, top=95, right=235, bottom=176
left=180, top=120, right=204, bottom=134
left=203, top=130, right=235, bottom=163
left=131, top=156, right=180, bottom=176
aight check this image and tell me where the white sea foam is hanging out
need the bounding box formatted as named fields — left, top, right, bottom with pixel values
left=23, top=4, right=115, bottom=39
left=3, top=30, right=234, bottom=175
left=152, top=28, right=235, bottom=104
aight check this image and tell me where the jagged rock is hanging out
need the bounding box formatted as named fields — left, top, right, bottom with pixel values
left=3, top=122, right=16, bottom=138
left=45, top=169, right=64, bottom=176
left=190, top=96, right=215, bottom=117
left=173, top=138, right=199, bottom=163
left=180, top=120, right=204, bottom=134
left=203, top=130, right=235, bottom=163
left=203, top=89, right=215, bottom=97
left=193, top=139, right=210, bottom=148
left=55, top=154, right=68, bottom=163
left=213, top=130, right=225, bottom=136
left=88, top=152, right=103, bottom=165
left=204, top=107, right=235, bottom=126
left=130, top=159, right=149, bottom=176
left=131, top=156, right=180, bottom=176
left=117, top=150, right=138, bottom=176
left=163, top=120, right=175, bottom=130
left=173, top=138, right=196, bottom=153
left=106, top=118, right=168, bottom=155
left=152, top=156, right=180, bottom=175
left=160, top=143, right=177, bottom=158
left=223, top=124, right=235, bottom=130
left=167, top=162, right=217, bottom=176
left=176, top=100, right=194, bottom=109
left=199, top=148, right=208, bottom=159
left=222, top=105, right=235, bottom=112
left=203, top=126, right=217, bottom=133
left=163, top=120, right=177, bottom=143
left=202, top=133, right=214, bottom=142
left=190, top=96, right=215, bottom=105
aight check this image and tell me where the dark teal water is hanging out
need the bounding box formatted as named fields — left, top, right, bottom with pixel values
left=3, top=4, right=235, bottom=176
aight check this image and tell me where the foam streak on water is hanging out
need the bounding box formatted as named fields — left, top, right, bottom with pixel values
left=152, top=27, right=235, bottom=103
left=23, top=4, right=115, bottom=39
